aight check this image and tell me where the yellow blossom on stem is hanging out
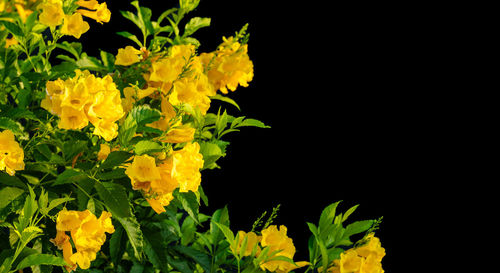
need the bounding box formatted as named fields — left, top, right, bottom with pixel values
left=115, top=46, right=142, bottom=66
left=77, top=1, right=111, bottom=24
left=327, top=234, right=385, bottom=273
left=260, top=225, right=309, bottom=273
left=41, top=70, right=124, bottom=141
left=201, top=36, right=254, bottom=94
left=231, top=231, right=261, bottom=257
left=61, top=13, right=90, bottom=39
left=0, top=129, right=25, bottom=176
left=38, top=0, right=64, bottom=27
left=172, top=142, right=204, bottom=193
left=51, top=209, right=114, bottom=272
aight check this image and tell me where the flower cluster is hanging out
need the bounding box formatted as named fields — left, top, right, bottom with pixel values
left=232, top=225, right=309, bottom=273
left=201, top=36, right=254, bottom=94
left=50, top=209, right=114, bottom=272
left=0, top=130, right=24, bottom=176
left=327, top=234, right=385, bottom=273
left=41, top=69, right=124, bottom=141
left=125, top=142, right=204, bottom=214
left=39, top=0, right=110, bottom=38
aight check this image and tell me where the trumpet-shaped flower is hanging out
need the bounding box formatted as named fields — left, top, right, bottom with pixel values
left=201, top=36, right=254, bottom=94
left=115, top=46, right=141, bottom=66
left=77, top=2, right=111, bottom=24
left=327, top=234, right=385, bottom=273
left=172, top=142, right=204, bottom=193
left=41, top=70, right=124, bottom=141
left=51, top=209, right=114, bottom=272
left=61, top=13, right=90, bottom=39
left=39, top=0, right=64, bottom=27
left=0, top=130, right=24, bottom=176
left=260, top=225, right=308, bottom=273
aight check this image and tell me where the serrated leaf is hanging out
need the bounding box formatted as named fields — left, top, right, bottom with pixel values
left=0, top=117, right=27, bottom=139
left=212, top=222, right=235, bottom=247
left=94, top=182, right=131, bottom=218
left=130, top=105, right=162, bottom=127
left=177, top=191, right=199, bottom=224
left=115, top=214, right=144, bottom=261
left=46, top=197, right=74, bottom=214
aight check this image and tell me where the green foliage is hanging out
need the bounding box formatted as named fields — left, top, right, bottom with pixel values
left=0, top=0, right=383, bottom=272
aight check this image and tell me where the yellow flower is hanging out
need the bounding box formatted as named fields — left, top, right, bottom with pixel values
left=169, top=77, right=212, bottom=114
left=14, top=4, right=33, bottom=23
left=115, top=46, right=141, bottom=66
left=42, top=71, right=124, bottom=140
left=61, top=13, right=90, bottom=39
left=340, top=249, right=363, bottom=273
left=148, top=44, right=195, bottom=83
left=97, top=143, right=110, bottom=160
left=39, top=0, right=64, bottom=27
left=0, top=130, right=25, bottom=176
left=4, top=37, right=18, bottom=48
left=125, top=154, right=161, bottom=191
left=201, top=36, right=254, bottom=94
left=260, top=225, right=308, bottom=273
left=146, top=193, right=174, bottom=214
left=52, top=209, right=114, bottom=272
left=172, top=142, right=204, bottom=193
left=355, top=234, right=385, bottom=262
left=58, top=106, right=89, bottom=130
left=327, top=234, right=385, bottom=273
left=232, top=231, right=261, bottom=257
left=77, top=2, right=111, bottom=24
left=76, top=0, right=99, bottom=9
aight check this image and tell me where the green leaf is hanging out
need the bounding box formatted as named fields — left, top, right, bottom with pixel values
left=235, top=118, right=270, bottom=129
left=210, top=94, right=240, bottom=111
left=130, top=105, right=162, bottom=127
left=199, top=142, right=224, bottom=170
left=210, top=206, right=229, bottom=245
left=342, top=204, right=359, bottom=222
left=45, top=197, right=74, bottom=215
left=0, top=117, right=27, bottom=139
left=0, top=187, right=24, bottom=210
left=134, top=140, right=163, bottom=156
left=116, top=31, right=143, bottom=48
left=115, top=214, right=144, bottom=261
left=319, top=201, right=341, bottom=231
left=171, top=245, right=211, bottom=272
left=99, top=151, right=133, bottom=170
left=119, top=114, right=138, bottom=147
left=179, top=0, right=200, bottom=13
left=76, top=53, right=105, bottom=72
left=52, top=169, right=88, bottom=186
left=94, top=182, right=131, bottom=218
left=0, top=172, right=27, bottom=189
left=0, top=20, right=23, bottom=37
left=15, top=254, right=66, bottom=271
left=109, top=224, right=126, bottom=265
left=183, top=17, right=210, bottom=37
left=343, top=220, right=374, bottom=239
left=176, top=191, right=199, bottom=224
left=212, top=222, right=235, bottom=247
left=55, top=41, right=82, bottom=60
left=100, top=50, right=115, bottom=71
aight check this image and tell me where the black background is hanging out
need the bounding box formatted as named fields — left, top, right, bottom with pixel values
left=77, top=1, right=430, bottom=271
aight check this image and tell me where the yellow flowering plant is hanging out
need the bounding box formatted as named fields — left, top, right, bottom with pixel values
left=0, top=1, right=385, bottom=272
